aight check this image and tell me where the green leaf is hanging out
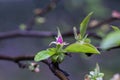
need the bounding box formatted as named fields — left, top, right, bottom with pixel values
left=80, top=12, right=93, bottom=39
left=112, top=26, right=120, bottom=31
left=100, top=31, right=120, bottom=50
left=34, top=48, right=56, bottom=62
left=65, top=42, right=100, bottom=54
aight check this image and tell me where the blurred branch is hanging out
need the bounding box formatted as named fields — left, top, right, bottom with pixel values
left=0, top=55, right=33, bottom=62
left=96, top=45, right=120, bottom=52
left=2, top=17, right=120, bottom=40
left=89, top=17, right=120, bottom=29
left=0, top=30, right=101, bottom=40
left=26, top=0, right=60, bottom=30
left=34, top=0, right=59, bottom=16
left=106, top=46, right=120, bottom=51
left=0, top=30, right=55, bottom=39
left=0, top=54, right=70, bottom=80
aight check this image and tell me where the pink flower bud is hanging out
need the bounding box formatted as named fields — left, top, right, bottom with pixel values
left=56, top=36, right=63, bottom=44
left=34, top=67, right=40, bottom=73
left=49, top=28, right=68, bottom=46
left=29, top=62, right=40, bottom=73
left=112, top=10, right=120, bottom=18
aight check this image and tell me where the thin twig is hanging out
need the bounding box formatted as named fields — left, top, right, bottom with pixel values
left=26, top=0, right=60, bottom=30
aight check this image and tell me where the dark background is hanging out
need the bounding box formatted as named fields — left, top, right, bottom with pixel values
left=0, top=0, right=120, bottom=80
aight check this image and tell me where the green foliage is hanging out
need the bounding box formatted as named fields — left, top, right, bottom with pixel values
left=70, top=12, right=100, bottom=54
left=80, top=12, right=93, bottom=39
left=100, top=31, right=120, bottom=50
left=34, top=48, right=56, bottom=62
left=65, top=42, right=100, bottom=54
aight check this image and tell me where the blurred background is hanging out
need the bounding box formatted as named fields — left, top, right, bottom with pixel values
left=0, top=0, right=120, bottom=80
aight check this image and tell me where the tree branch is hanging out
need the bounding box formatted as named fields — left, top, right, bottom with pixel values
left=0, top=45, right=120, bottom=79
left=0, top=54, right=70, bottom=80
left=1, top=17, right=120, bottom=40
left=0, top=30, right=55, bottom=39
left=106, top=46, right=120, bottom=51
left=0, top=55, right=33, bottom=62
left=0, top=30, right=101, bottom=40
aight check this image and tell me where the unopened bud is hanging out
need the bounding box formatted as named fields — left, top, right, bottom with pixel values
left=29, top=62, right=40, bottom=73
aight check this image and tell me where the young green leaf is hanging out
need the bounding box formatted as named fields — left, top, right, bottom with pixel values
left=51, top=53, right=65, bottom=63
left=34, top=48, right=56, bottom=62
left=65, top=42, right=100, bottom=54
left=80, top=12, right=93, bottom=39
left=51, top=54, right=59, bottom=63
left=73, top=27, right=78, bottom=40
left=57, top=53, right=65, bottom=63
left=112, top=25, right=120, bottom=31
left=100, top=31, right=120, bottom=50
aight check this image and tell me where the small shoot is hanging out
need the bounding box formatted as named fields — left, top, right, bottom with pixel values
left=87, top=63, right=104, bottom=80
left=34, top=28, right=68, bottom=63
left=65, top=12, right=100, bottom=54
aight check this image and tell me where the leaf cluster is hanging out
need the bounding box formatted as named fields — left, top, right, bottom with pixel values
left=34, top=12, right=100, bottom=63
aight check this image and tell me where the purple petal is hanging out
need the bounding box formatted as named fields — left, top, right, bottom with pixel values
left=56, top=36, right=63, bottom=44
